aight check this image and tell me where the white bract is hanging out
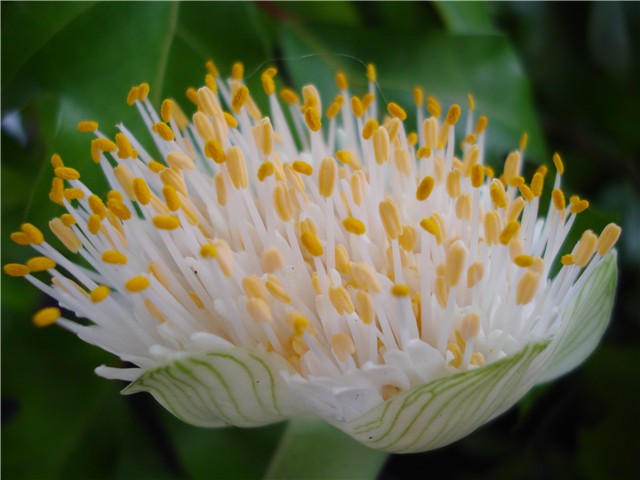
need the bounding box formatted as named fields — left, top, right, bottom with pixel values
left=6, top=62, right=620, bottom=453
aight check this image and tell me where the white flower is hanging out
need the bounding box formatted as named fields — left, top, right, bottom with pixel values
left=5, top=61, right=620, bottom=453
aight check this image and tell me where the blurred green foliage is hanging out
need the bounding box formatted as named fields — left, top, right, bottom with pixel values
left=2, top=2, right=638, bottom=479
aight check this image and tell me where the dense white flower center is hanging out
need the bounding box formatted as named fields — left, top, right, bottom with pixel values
left=6, top=62, right=620, bottom=421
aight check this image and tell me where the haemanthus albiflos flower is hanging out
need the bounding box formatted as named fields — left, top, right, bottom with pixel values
left=5, top=61, right=620, bottom=453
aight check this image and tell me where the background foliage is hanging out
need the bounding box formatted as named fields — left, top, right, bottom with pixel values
left=2, top=2, right=639, bottom=479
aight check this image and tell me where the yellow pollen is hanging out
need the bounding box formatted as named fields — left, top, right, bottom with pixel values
left=329, top=286, right=355, bottom=315
left=21, top=223, right=44, bottom=245
left=507, top=196, right=525, bottom=223
left=552, top=188, right=566, bottom=211
left=483, top=166, right=495, bottom=179
left=231, top=85, right=249, bottom=112
left=531, top=172, right=544, bottom=197
left=426, top=96, right=441, bottom=118
left=326, top=98, right=342, bottom=119
left=63, top=188, right=85, bottom=201
left=261, top=248, right=285, bottom=273
left=504, top=151, right=521, bottom=184
left=304, top=107, right=322, bottom=132
left=335, top=72, right=348, bottom=90
left=413, top=87, right=424, bottom=107
left=300, top=231, right=323, bottom=257
left=351, top=96, right=364, bottom=117
left=242, top=275, right=269, bottom=301
left=152, top=215, right=180, bottom=230
left=90, top=138, right=117, bottom=163
left=125, top=275, right=150, bottom=293
left=133, top=178, right=151, bottom=205
left=407, top=132, right=418, bottom=146
left=445, top=241, right=467, bottom=286
left=152, top=122, right=175, bottom=141
left=200, top=243, right=218, bottom=258
left=519, top=184, right=534, bottom=202
left=226, top=147, right=249, bottom=189
left=50, top=153, right=64, bottom=168
left=416, top=146, right=432, bottom=159
left=553, top=152, right=565, bottom=175
left=367, top=63, right=377, bottom=82
left=126, top=85, right=139, bottom=105
left=167, top=151, right=195, bottom=171
left=204, top=139, right=226, bottom=164
left=379, top=199, right=402, bottom=240
left=445, top=104, right=461, bottom=125
left=33, top=307, right=61, bottom=328
left=361, top=93, right=375, bottom=111
left=455, top=194, right=473, bottom=222
left=87, top=195, right=106, bottom=218
left=88, top=285, right=110, bottom=303
left=3, top=263, right=30, bottom=277
left=162, top=185, right=181, bottom=211
left=213, top=172, right=227, bottom=207
left=318, top=156, right=337, bottom=198
left=391, top=283, right=410, bottom=297
left=148, top=160, right=166, bottom=173
left=446, top=170, right=461, bottom=198
left=387, top=102, right=407, bottom=121
left=561, top=254, right=575, bottom=266
left=49, top=177, right=64, bottom=205
left=273, top=183, right=293, bottom=221
left=470, top=164, right=484, bottom=188
left=362, top=119, right=379, bottom=140
left=342, top=217, right=366, bottom=235
left=231, top=62, right=244, bottom=81
left=597, top=223, right=622, bottom=257
left=373, top=127, right=390, bottom=165
left=160, top=99, right=173, bottom=122
left=76, top=121, right=98, bottom=132
left=574, top=230, right=598, bottom=267
left=355, top=291, right=374, bottom=324
left=514, top=254, right=535, bottom=267
left=334, top=245, right=351, bottom=275
left=137, top=83, right=150, bottom=101
left=49, top=218, right=81, bottom=252
left=519, top=132, right=528, bottom=152
left=102, top=250, right=127, bottom=264
left=467, top=261, right=485, bottom=288
left=516, top=271, right=541, bottom=305
left=490, top=179, right=507, bottom=208
left=420, top=217, right=441, bottom=244
left=499, top=221, right=520, bottom=245
left=570, top=199, right=589, bottom=214
left=265, top=275, right=291, bottom=304
left=448, top=342, right=463, bottom=368
left=416, top=176, right=435, bottom=201
left=87, top=214, right=102, bottom=235
left=484, top=211, right=501, bottom=245
left=261, top=72, right=276, bottom=96
left=475, top=115, right=488, bottom=134
left=467, top=93, right=476, bottom=111
left=223, top=112, right=238, bottom=129
left=292, top=161, right=313, bottom=176
left=10, top=232, right=31, bottom=246
left=279, top=88, right=299, bottom=105
left=331, top=332, right=355, bottom=361
left=257, top=162, right=275, bottom=182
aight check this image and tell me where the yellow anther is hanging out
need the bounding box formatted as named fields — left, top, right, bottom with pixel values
left=415, top=176, right=435, bottom=202
left=158, top=99, right=173, bottom=123
left=519, top=132, right=528, bottom=152
left=231, top=61, right=244, bottom=81
left=279, top=88, right=299, bottom=105
left=355, top=290, right=374, bottom=324
left=152, top=122, right=174, bottom=141
left=87, top=214, right=102, bottom=235
left=162, top=185, right=181, bottom=211
left=499, top=220, right=520, bottom=245
left=426, top=96, right=441, bottom=118
left=87, top=195, right=106, bottom=218
left=108, top=199, right=131, bottom=221
left=88, top=285, right=110, bottom=303
left=519, top=184, right=534, bottom=202
left=50, top=153, right=64, bottom=169
left=573, top=230, right=597, bottom=267
left=387, top=118, right=401, bottom=143
left=350, top=96, right=364, bottom=118
left=292, top=161, right=313, bottom=176
left=366, top=63, right=376, bottom=82
left=49, top=218, right=81, bottom=252
left=597, top=224, right=622, bottom=257
left=304, top=107, right=322, bottom=132
left=504, top=151, right=521, bottom=184
left=166, top=151, right=195, bottom=171
left=63, top=188, right=84, bottom=201
left=561, top=254, right=575, bottom=266
left=318, top=156, right=337, bottom=198
left=49, top=177, right=64, bottom=205
left=300, top=231, right=323, bottom=257
left=152, top=215, right=180, bottom=230
left=326, top=98, right=343, bottom=119
left=483, top=166, right=495, bottom=179
left=445, top=241, right=467, bottom=286
left=273, top=183, right=293, bottom=221
left=420, top=217, right=441, bottom=243
left=448, top=342, right=463, bottom=368
left=379, top=199, right=402, bottom=240
left=76, top=120, right=99, bottom=133
left=463, top=134, right=477, bottom=145
left=421, top=118, right=437, bottom=150
left=398, top=225, right=418, bottom=252
left=261, top=248, right=285, bottom=273
left=329, top=286, right=355, bottom=315
left=231, top=85, right=249, bottom=112
left=246, top=297, right=272, bottom=323
left=33, top=307, right=61, bottom=328
left=265, top=275, right=291, bottom=304
left=10, top=232, right=31, bottom=246
left=467, top=93, right=476, bottom=111
left=514, top=254, right=535, bottom=267
left=484, top=211, right=501, bottom=245
left=335, top=244, right=351, bottom=274
left=507, top=196, right=525, bottom=223
left=336, top=71, right=348, bottom=90
left=391, top=283, right=410, bottom=297
left=200, top=243, right=218, bottom=258
left=205, top=59, right=219, bottom=77
left=469, top=164, right=484, bottom=188
left=552, top=188, right=566, bottom=211
left=387, top=102, right=407, bottom=121
left=203, top=139, right=226, bottom=164
left=242, top=274, right=269, bottom=301
left=455, top=194, right=473, bottom=222
left=130, top=178, right=151, bottom=205
left=137, top=83, right=150, bottom=101
left=3, top=263, right=30, bottom=277
left=90, top=138, right=117, bottom=163
left=475, top=115, right=489, bottom=135
left=125, top=275, right=150, bottom=293
left=516, top=271, right=541, bottom=305
left=342, top=217, right=366, bottom=235
left=373, top=127, right=390, bottom=165
left=416, top=146, right=432, bottom=159
left=351, top=262, right=382, bottom=293
left=257, top=162, right=275, bottom=182
left=407, top=132, right=418, bottom=146
left=126, top=85, right=139, bottom=105
left=331, top=332, right=355, bottom=361
left=362, top=119, right=379, bottom=140
left=553, top=152, right=565, bottom=175
left=488, top=179, right=506, bottom=209
left=361, top=92, right=375, bottom=111
left=413, top=87, right=424, bottom=107
left=261, top=72, right=276, bottom=96
left=536, top=164, right=548, bottom=177
left=148, top=160, right=166, bottom=173
left=445, top=104, right=461, bottom=125
left=287, top=312, right=310, bottom=335
left=20, top=223, right=44, bottom=245
left=570, top=199, right=589, bottom=214
left=102, top=250, right=127, bottom=264
left=467, top=261, right=484, bottom=289
left=226, top=147, right=248, bottom=189
left=446, top=170, right=461, bottom=199
left=433, top=276, right=448, bottom=308
left=531, top=172, right=544, bottom=197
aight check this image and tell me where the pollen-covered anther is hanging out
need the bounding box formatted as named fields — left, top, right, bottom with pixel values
left=54, top=166, right=80, bottom=181
left=379, top=199, right=402, bottom=240
left=329, top=286, right=355, bottom=315
left=514, top=254, right=535, bottom=268
left=304, top=106, right=322, bottom=132
left=499, top=221, right=520, bottom=246
left=445, top=241, right=467, bottom=286
left=153, top=215, right=180, bottom=230
left=91, top=285, right=110, bottom=303
left=265, top=275, right=291, bottom=304
left=387, top=102, right=407, bottom=121
left=102, top=250, right=127, bottom=265
left=489, top=179, right=507, bottom=208
left=391, top=284, right=410, bottom=297
left=342, top=217, right=366, bottom=235
left=91, top=138, right=117, bottom=163
left=152, top=122, right=175, bottom=141
left=33, top=307, right=61, bottom=328
left=420, top=217, right=441, bottom=244
left=204, top=139, right=226, bottom=164
left=553, top=152, right=565, bottom=175
left=231, top=85, right=249, bottom=113
left=125, top=275, right=150, bottom=293
left=573, top=230, right=597, bottom=267
left=21, top=223, right=44, bottom=245
left=3, top=263, right=31, bottom=277
left=570, top=199, right=589, bottom=214
left=596, top=224, right=622, bottom=257
left=292, top=161, right=313, bottom=176
left=300, top=231, right=323, bottom=257
left=257, top=162, right=275, bottom=182
left=226, top=147, right=249, bottom=189
left=516, top=271, right=541, bottom=305
left=552, top=189, right=566, bottom=211
left=133, top=178, right=151, bottom=205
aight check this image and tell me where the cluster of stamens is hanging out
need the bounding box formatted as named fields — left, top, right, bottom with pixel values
left=5, top=60, right=620, bottom=406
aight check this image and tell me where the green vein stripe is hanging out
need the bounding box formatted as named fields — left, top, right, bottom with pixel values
left=172, top=361, right=230, bottom=424
left=249, top=353, right=282, bottom=415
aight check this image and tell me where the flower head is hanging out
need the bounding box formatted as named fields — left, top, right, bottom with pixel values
left=5, top=61, right=620, bottom=452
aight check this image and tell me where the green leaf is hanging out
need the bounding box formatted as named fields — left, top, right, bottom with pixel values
left=343, top=340, right=549, bottom=453
left=538, top=251, right=618, bottom=383
left=433, top=1, right=496, bottom=34
left=279, top=23, right=548, bottom=166
left=264, top=417, right=388, bottom=480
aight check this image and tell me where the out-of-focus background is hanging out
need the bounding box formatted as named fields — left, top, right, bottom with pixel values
left=2, top=2, right=638, bottom=479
